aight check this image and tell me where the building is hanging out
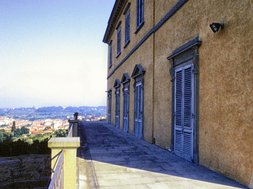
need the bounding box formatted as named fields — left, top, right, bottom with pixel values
left=103, top=0, right=253, bottom=188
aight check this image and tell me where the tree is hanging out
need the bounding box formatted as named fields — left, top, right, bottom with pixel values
left=20, top=126, right=29, bottom=134
left=54, top=129, right=67, bottom=137
left=11, top=121, right=16, bottom=133
left=14, top=126, right=29, bottom=137
left=0, top=132, right=4, bottom=143
left=14, top=129, right=22, bottom=137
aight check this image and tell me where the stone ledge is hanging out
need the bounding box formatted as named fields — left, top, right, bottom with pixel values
left=48, top=137, right=80, bottom=148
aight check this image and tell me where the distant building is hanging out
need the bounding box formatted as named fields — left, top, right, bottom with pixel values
left=103, top=0, right=253, bottom=188
left=53, top=120, right=63, bottom=130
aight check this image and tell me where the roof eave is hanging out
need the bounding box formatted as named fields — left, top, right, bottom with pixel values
left=103, top=0, right=127, bottom=44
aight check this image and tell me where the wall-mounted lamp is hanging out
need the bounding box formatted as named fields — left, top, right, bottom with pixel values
left=209, top=22, right=224, bottom=33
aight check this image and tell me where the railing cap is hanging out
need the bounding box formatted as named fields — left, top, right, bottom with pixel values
left=48, top=137, right=80, bottom=148
left=68, top=119, right=79, bottom=123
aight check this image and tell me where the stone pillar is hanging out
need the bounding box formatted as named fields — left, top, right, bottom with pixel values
left=48, top=137, right=80, bottom=189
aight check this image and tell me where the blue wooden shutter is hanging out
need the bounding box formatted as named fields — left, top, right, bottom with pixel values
left=117, top=27, right=121, bottom=55
left=140, top=0, right=144, bottom=23
left=136, top=0, right=139, bottom=27
left=174, top=63, right=194, bottom=161
left=123, top=87, right=129, bottom=132
left=134, top=80, right=143, bottom=138
left=183, top=66, right=193, bottom=160
left=125, top=10, right=130, bottom=44
left=184, top=67, right=192, bottom=128
left=108, top=92, right=112, bottom=123
left=174, top=69, right=183, bottom=153
left=115, top=89, right=120, bottom=128
left=136, top=0, right=144, bottom=27
left=175, top=70, right=183, bottom=126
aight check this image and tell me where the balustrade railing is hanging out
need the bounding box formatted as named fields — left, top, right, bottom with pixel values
left=48, top=151, right=63, bottom=189
left=48, top=117, right=80, bottom=189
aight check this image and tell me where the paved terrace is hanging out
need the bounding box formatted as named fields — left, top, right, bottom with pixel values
left=76, top=122, right=246, bottom=189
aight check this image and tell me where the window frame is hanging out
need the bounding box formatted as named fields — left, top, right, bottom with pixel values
left=114, top=79, right=121, bottom=128
left=124, top=6, right=131, bottom=47
left=136, top=0, right=144, bottom=32
left=116, top=24, right=122, bottom=57
left=131, top=64, right=145, bottom=139
left=168, top=37, right=201, bottom=164
left=108, top=41, right=112, bottom=68
left=121, top=73, right=131, bottom=133
left=107, top=90, right=112, bottom=124
left=115, top=87, right=120, bottom=128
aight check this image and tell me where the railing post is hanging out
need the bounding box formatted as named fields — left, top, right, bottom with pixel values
left=48, top=137, right=80, bottom=189
left=68, top=120, right=79, bottom=137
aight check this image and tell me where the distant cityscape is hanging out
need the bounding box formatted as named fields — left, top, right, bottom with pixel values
left=0, top=106, right=106, bottom=134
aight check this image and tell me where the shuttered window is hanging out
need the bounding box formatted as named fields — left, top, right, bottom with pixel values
left=107, top=90, right=112, bottom=124
left=125, top=9, right=130, bottom=45
left=168, top=36, right=201, bottom=163
left=115, top=88, right=120, bottom=128
left=131, top=64, right=145, bottom=139
left=109, top=43, right=112, bottom=68
left=134, top=79, right=144, bottom=138
left=123, top=86, right=129, bottom=132
left=174, top=62, right=194, bottom=161
left=117, top=26, right=121, bottom=56
left=136, top=0, right=144, bottom=29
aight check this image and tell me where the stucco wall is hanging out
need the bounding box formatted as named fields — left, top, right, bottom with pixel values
left=107, top=0, right=154, bottom=75
left=107, top=36, right=154, bottom=143
left=154, top=0, right=177, bottom=25
left=153, top=0, right=253, bottom=187
left=106, top=0, right=253, bottom=187
left=198, top=1, right=253, bottom=186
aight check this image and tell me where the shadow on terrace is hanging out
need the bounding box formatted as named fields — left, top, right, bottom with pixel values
left=77, top=121, right=246, bottom=189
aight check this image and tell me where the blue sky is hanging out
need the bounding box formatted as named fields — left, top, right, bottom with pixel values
left=0, top=0, right=115, bottom=108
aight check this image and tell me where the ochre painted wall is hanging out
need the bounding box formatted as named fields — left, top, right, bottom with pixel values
left=154, top=0, right=253, bottom=187
left=107, top=0, right=155, bottom=143
left=106, top=0, right=253, bottom=187
left=107, top=0, right=154, bottom=76
left=154, top=0, right=177, bottom=25
left=107, top=36, right=154, bottom=143
left=197, top=1, right=253, bottom=186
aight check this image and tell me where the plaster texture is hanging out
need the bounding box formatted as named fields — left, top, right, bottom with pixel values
left=105, top=0, right=253, bottom=187
left=107, top=0, right=154, bottom=75
left=108, top=36, right=154, bottom=143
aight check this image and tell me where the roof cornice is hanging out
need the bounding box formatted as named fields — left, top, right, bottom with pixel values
left=103, top=0, right=127, bottom=44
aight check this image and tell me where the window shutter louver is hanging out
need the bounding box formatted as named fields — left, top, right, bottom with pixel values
left=174, top=64, right=194, bottom=161
left=115, top=89, right=120, bottom=128
left=184, top=67, right=192, bottom=128
left=123, top=86, right=129, bottom=133
left=175, top=70, right=182, bottom=126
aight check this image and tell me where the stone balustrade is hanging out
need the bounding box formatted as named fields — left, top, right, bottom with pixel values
left=48, top=119, right=80, bottom=189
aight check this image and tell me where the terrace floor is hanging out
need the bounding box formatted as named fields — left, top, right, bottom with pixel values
left=76, top=122, right=246, bottom=189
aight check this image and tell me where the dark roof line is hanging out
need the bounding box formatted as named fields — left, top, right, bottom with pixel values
left=103, top=0, right=127, bottom=43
